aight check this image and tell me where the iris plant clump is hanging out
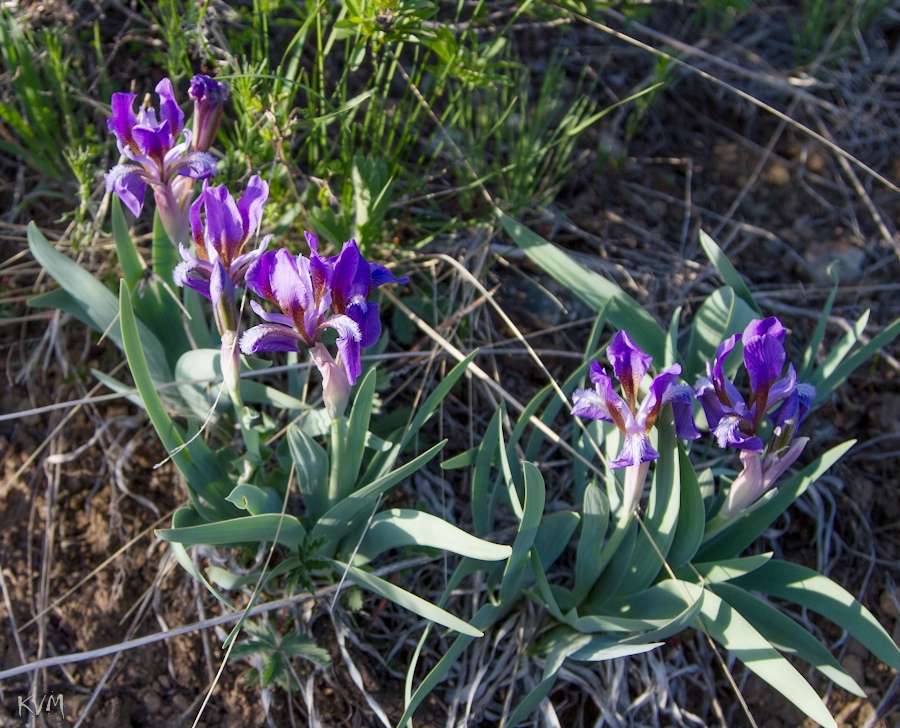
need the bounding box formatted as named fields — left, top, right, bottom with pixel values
left=572, top=320, right=815, bottom=519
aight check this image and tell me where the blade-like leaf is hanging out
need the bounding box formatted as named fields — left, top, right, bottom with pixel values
left=287, top=424, right=331, bottom=522
left=111, top=195, right=144, bottom=291
left=157, top=513, right=306, bottom=550
left=311, top=441, right=446, bottom=543
left=27, top=223, right=172, bottom=383
left=356, top=509, right=511, bottom=563
left=698, top=230, right=761, bottom=315
left=620, top=414, right=680, bottom=596
left=713, top=582, right=865, bottom=697
left=686, top=581, right=839, bottom=728
left=572, top=482, right=610, bottom=603
left=732, top=560, right=900, bottom=670
left=675, top=553, right=772, bottom=583
left=328, top=559, right=483, bottom=637
left=340, top=368, right=377, bottom=498
left=119, top=281, right=236, bottom=517
left=666, top=446, right=705, bottom=569
left=500, top=462, right=545, bottom=603
left=498, top=211, right=667, bottom=362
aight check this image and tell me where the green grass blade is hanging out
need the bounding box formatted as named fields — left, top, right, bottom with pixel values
left=811, top=316, right=900, bottom=405
left=500, top=462, right=545, bottom=603
left=27, top=222, right=172, bottom=383
left=111, top=195, right=144, bottom=291
left=572, top=482, right=610, bottom=603
left=665, top=446, right=705, bottom=569
left=287, top=424, right=331, bottom=522
left=340, top=367, right=377, bottom=498
left=118, top=280, right=235, bottom=517
left=619, top=414, right=680, bottom=596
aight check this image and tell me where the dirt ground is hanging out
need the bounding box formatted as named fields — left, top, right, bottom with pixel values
left=2, top=2, right=900, bottom=726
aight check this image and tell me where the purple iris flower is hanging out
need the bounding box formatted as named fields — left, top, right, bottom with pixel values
left=173, top=177, right=269, bottom=399
left=571, top=331, right=700, bottom=514
left=239, top=235, right=407, bottom=419
left=105, top=77, right=220, bottom=245
left=695, top=317, right=817, bottom=517
left=173, top=176, right=270, bottom=328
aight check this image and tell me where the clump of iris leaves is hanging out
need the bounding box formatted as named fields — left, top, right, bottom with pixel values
left=7, top=1, right=900, bottom=726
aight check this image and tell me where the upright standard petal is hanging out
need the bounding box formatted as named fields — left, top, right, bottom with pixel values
left=155, top=78, right=185, bottom=139
left=608, top=330, right=652, bottom=410
left=108, top=93, right=139, bottom=151
left=237, top=175, right=269, bottom=238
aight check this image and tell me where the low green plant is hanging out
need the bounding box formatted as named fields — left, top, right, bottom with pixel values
left=397, top=219, right=900, bottom=726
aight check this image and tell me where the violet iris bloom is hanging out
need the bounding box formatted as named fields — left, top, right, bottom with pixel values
left=695, top=317, right=816, bottom=517
left=240, top=235, right=407, bottom=419
left=105, top=77, right=220, bottom=245
left=173, top=177, right=269, bottom=399
left=571, top=331, right=700, bottom=515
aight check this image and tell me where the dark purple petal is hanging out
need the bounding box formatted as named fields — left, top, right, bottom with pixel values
left=711, top=334, right=741, bottom=389
left=743, top=323, right=787, bottom=400
left=132, top=122, right=174, bottom=161
left=155, top=78, right=184, bottom=138
left=108, top=93, right=139, bottom=149
left=607, top=330, right=651, bottom=408
left=331, top=240, right=370, bottom=313
left=744, top=317, right=785, bottom=343
left=637, top=365, right=682, bottom=429
left=571, top=370, right=632, bottom=432
left=244, top=249, right=279, bottom=304
left=105, top=165, right=147, bottom=218
left=767, top=364, right=797, bottom=411
left=346, top=299, right=382, bottom=349
left=796, top=383, right=815, bottom=421
left=588, top=360, right=606, bottom=386
left=249, top=300, right=293, bottom=327
left=370, top=261, right=408, bottom=288
left=239, top=323, right=305, bottom=355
